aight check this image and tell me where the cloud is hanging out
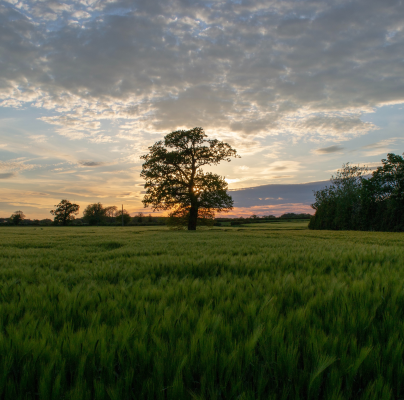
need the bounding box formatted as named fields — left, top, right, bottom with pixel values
left=1, top=0, right=403, bottom=145
left=314, top=145, right=345, bottom=154
left=0, top=172, right=16, bottom=179
left=0, top=159, right=35, bottom=173
left=71, top=11, right=91, bottom=19
left=28, top=134, right=47, bottom=143
left=78, top=161, right=106, bottom=167
left=293, top=115, right=377, bottom=138
left=361, top=137, right=402, bottom=156
left=260, top=161, right=301, bottom=175
left=362, top=138, right=399, bottom=149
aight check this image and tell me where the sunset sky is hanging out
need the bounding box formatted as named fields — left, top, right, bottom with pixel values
left=1, top=0, right=404, bottom=219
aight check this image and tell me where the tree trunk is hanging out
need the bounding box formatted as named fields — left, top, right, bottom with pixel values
left=188, top=202, right=198, bottom=230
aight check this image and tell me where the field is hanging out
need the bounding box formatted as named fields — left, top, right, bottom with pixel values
left=1, top=222, right=404, bottom=400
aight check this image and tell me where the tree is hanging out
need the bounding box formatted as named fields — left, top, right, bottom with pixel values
left=10, top=210, right=25, bottom=225
left=369, top=153, right=404, bottom=202
left=50, top=200, right=80, bottom=226
left=141, top=127, right=239, bottom=230
left=135, top=212, right=144, bottom=223
left=364, top=153, right=404, bottom=230
left=104, top=206, right=118, bottom=218
left=83, top=203, right=106, bottom=225
left=115, top=209, right=131, bottom=225
left=309, top=163, right=368, bottom=230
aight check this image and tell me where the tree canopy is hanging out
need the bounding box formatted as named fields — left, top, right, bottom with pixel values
left=50, top=200, right=80, bottom=226
left=141, top=127, right=239, bottom=230
left=83, top=203, right=107, bottom=225
left=115, top=209, right=131, bottom=225
left=309, top=153, right=404, bottom=231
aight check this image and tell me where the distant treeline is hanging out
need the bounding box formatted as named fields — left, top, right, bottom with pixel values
left=1, top=207, right=312, bottom=227
left=217, top=213, right=312, bottom=226
left=0, top=214, right=166, bottom=227
left=1, top=204, right=166, bottom=227
left=309, top=153, right=404, bottom=231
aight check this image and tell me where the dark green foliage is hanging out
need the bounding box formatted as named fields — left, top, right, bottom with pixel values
left=1, top=225, right=404, bottom=399
left=280, top=213, right=312, bottom=219
left=225, top=216, right=311, bottom=226
left=50, top=200, right=80, bottom=226
left=83, top=203, right=107, bottom=225
left=135, top=212, right=144, bottom=223
left=115, top=209, right=131, bottom=225
left=309, top=153, right=404, bottom=231
left=141, top=127, right=239, bottom=230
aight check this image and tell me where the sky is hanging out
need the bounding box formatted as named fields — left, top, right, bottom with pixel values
left=1, top=0, right=404, bottom=219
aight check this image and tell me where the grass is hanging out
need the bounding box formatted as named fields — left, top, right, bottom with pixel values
left=0, top=223, right=404, bottom=399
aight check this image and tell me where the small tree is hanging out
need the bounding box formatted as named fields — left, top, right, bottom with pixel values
left=141, top=127, right=239, bottom=230
left=10, top=210, right=25, bottom=225
left=50, top=200, right=80, bottom=226
left=135, top=212, right=144, bottom=223
left=115, top=209, right=131, bottom=225
left=83, top=203, right=106, bottom=225
left=104, top=206, right=118, bottom=218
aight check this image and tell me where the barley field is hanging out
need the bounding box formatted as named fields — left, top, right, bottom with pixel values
left=1, top=222, right=404, bottom=400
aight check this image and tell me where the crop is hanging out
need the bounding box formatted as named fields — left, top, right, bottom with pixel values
left=1, top=223, right=404, bottom=399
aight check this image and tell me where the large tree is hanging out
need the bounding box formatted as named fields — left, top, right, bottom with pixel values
left=50, top=200, right=80, bottom=226
left=141, top=127, right=239, bottom=230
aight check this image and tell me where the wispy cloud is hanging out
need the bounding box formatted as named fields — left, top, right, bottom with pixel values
left=361, top=138, right=402, bottom=156
left=313, top=145, right=345, bottom=154
left=0, top=159, right=36, bottom=174
left=78, top=161, right=107, bottom=167
left=362, top=138, right=399, bottom=149
left=0, top=172, right=16, bottom=179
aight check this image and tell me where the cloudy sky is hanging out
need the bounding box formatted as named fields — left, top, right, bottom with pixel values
left=1, top=0, right=404, bottom=219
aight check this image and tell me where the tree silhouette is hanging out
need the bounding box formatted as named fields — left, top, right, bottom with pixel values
left=104, top=206, right=118, bottom=218
left=50, top=200, right=80, bottom=226
left=10, top=210, right=25, bottom=225
left=141, top=127, right=239, bottom=230
left=135, top=212, right=144, bottom=223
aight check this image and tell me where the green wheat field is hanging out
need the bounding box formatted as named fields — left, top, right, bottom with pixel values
left=1, top=222, right=404, bottom=400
